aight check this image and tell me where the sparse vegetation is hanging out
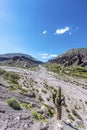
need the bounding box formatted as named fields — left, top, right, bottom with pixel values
left=29, top=78, right=37, bottom=87
left=38, top=95, right=43, bottom=102
left=44, top=63, right=87, bottom=79
left=43, top=103, right=54, bottom=118
left=72, top=109, right=81, bottom=119
left=4, top=72, right=20, bottom=84
left=32, top=111, right=48, bottom=122
left=9, top=84, right=22, bottom=91
left=41, top=89, right=47, bottom=93
left=43, top=82, right=50, bottom=90
left=63, top=66, right=87, bottom=79
left=46, top=97, right=50, bottom=101
left=21, top=102, right=32, bottom=109
left=43, top=63, right=61, bottom=74
left=68, top=114, right=75, bottom=121
left=20, top=88, right=28, bottom=94
left=7, top=98, right=21, bottom=110
left=66, top=108, right=70, bottom=113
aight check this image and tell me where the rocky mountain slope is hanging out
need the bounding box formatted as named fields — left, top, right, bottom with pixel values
left=0, top=53, right=43, bottom=68
left=0, top=65, right=87, bottom=130
left=48, top=48, right=87, bottom=67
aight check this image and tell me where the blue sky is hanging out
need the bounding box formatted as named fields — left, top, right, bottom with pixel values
left=0, top=0, right=87, bottom=61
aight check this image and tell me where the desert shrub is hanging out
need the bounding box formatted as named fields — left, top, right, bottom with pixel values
left=43, top=103, right=54, bottom=117
left=66, top=108, right=70, bottom=113
left=38, top=95, right=43, bottom=102
left=9, top=84, right=21, bottom=91
left=72, top=109, right=81, bottom=119
left=54, top=89, right=57, bottom=93
left=7, top=98, right=21, bottom=110
left=32, top=111, right=47, bottom=122
left=36, top=89, right=39, bottom=92
left=20, top=88, right=28, bottom=93
left=68, top=114, right=74, bottom=121
left=41, top=89, right=47, bottom=93
left=43, top=82, right=49, bottom=89
left=21, top=102, right=32, bottom=109
left=46, top=97, right=50, bottom=101
left=9, top=85, right=17, bottom=91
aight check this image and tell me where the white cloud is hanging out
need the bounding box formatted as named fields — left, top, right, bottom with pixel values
left=42, top=53, right=57, bottom=59
left=43, top=30, right=47, bottom=34
left=50, top=54, right=57, bottom=57
left=55, top=26, right=70, bottom=35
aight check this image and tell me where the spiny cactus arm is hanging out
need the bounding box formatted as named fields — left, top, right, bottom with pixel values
left=55, top=97, right=60, bottom=106
left=52, top=93, right=56, bottom=105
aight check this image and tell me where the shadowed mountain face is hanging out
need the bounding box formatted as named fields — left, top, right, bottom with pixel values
left=48, top=48, right=87, bottom=67
left=0, top=53, right=43, bottom=67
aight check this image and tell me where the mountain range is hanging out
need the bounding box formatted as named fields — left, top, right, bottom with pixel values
left=0, top=48, right=87, bottom=68
left=0, top=53, right=43, bottom=67
left=48, top=48, right=87, bottom=67
left=0, top=48, right=87, bottom=130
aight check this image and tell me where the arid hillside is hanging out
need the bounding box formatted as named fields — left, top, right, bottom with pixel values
left=48, top=48, right=87, bottom=67
left=0, top=53, right=43, bottom=68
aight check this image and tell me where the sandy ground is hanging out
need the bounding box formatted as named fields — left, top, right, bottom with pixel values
left=0, top=65, right=87, bottom=130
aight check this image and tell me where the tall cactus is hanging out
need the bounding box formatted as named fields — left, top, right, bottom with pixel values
left=52, top=87, right=65, bottom=120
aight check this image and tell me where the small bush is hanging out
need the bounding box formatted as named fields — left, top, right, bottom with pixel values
left=20, top=88, right=28, bottom=93
left=38, top=95, right=43, bottom=102
left=72, top=109, right=81, bottom=119
left=66, top=108, right=70, bottom=113
left=9, top=85, right=17, bottom=91
left=32, top=111, right=47, bottom=122
left=43, top=82, right=49, bottom=89
left=68, top=114, right=74, bottom=121
left=21, top=102, right=32, bottom=109
left=7, top=98, right=21, bottom=110
left=41, top=89, right=47, bottom=93
left=46, top=97, right=50, bottom=101
left=43, top=103, right=54, bottom=117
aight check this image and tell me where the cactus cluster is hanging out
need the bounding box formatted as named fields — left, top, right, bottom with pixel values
left=52, top=87, right=65, bottom=120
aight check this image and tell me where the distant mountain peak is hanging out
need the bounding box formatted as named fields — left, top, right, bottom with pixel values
left=48, top=48, right=87, bottom=67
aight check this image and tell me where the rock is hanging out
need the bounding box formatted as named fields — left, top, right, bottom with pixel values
left=40, top=125, right=49, bottom=130
left=76, top=119, right=83, bottom=126
left=13, top=116, right=20, bottom=123
left=0, top=109, right=5, bottom=113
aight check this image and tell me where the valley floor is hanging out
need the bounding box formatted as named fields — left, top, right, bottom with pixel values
left=0, top=65, right=87, bottom=130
